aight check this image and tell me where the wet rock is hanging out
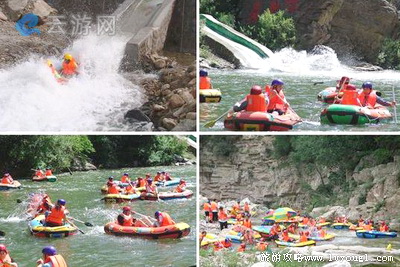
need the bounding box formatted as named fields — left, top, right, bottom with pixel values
left=32, top=0, right=56, bottom=18
left=0, top=10, right=8, bottom=21
left=169, top=94, right=185, bottom=108
left=153, top=104, right=166, bottom=112
left=154, top=58, right=167, bottom=69
left=134, top=122, right=154, bottom=131
left=186, top=112, right=196, bottom=120
left=6, top=0, right=29, bottom=21
left=124, top=109, right=151, bottom=122
left=162, top=117, right=177, bottom=130
left=172, top=119, right=196, bottom=131
left=180, top=90, right=194, bottom=104
left=71, top=160, right=97, bottom=171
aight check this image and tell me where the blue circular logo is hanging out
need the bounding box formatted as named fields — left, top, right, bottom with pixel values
left=15, top=13, right=41, bottom=36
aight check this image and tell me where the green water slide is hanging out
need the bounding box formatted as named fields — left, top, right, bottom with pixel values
left=200, top=14, right=273, bottom=61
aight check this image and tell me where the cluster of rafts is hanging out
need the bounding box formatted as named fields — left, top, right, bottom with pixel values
left=202, top=207, right=398, bottom=249
left=201, top=82, right=394, bottom=131
left=3, top=175, right=192, bottom=240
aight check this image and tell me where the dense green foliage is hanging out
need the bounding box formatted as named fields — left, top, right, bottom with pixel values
left=377, top=38, right=400, bottom=70
left=0, top=136, right=94, bottom=175
left=200, top=0, right=297, bottom=51
left=239, top=10, right=296, bottom=51
left=0, top=136, right=189, bottom=176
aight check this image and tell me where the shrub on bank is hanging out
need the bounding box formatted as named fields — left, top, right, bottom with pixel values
left=377, top=38, right=400, bottom=70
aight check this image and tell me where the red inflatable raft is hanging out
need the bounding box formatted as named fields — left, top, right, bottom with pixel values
left=224, top=109, right=301, bottom=131
left=104, top=221, right=190, bottom=239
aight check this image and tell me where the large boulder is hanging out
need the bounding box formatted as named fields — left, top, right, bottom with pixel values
left=31, top=0, right=56, bottom=17
left=5, top=0, right=29, bottom=21
left=294, top=0, right=398, bottom=63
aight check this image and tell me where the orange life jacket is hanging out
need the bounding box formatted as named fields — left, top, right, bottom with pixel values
left=125, top=184, right=135, bottom=194
left=243, top=219, right=252, bottom=228
left=138, top=179, right=147, bottom=187
left=46, top=206, right=65, bottom=225
left=1, top=177, right=11, bottom=184
left=220, top=240, right=231, bottom=248
left=246, top=94, right=267, bottom=112
left=341, top=88, right=360, bottom=105
left=218, top=210, right=228, bottom=221
left=45, top=170, right=53, bottom=176
left=108, top=184, right=119, bottom=194
left=233, top=204, right=240, bottom=212
left=154, top=174, right=162, bottom=182
left=35, top=170, right=44, bottom=177
left=257, top=242, right=267, bottom=251
left=303, top=217, right=309, bottom=225
left=268, top=90, right=286, bottom=112
left=199, top=77, right=211, bottom=90
left=121, top=213, right=133, bottom=226
left=213, top=242, right=223, bottom=251
left=62, top=59, right=78, bottom=75
left=45, top=255, right=67, bottom=267
left=120, top=175, right=129, bottom=183
left=299, top=233, right=308, bottom=242
left=364, top=224, right=373, bottom=231
left=210, top=202, right=218, bottom=212
left=282, top=232, right=290, bottom=242
left=380, top=225, right=389, bottom=232
left=203, top=203, right=211, bottom=212
left=287, top=225, right=295, bottom=234
left=358, top=91, right=377, bottom=108
left=159, top=212, right=175, bottom=226
left=174, top=184, right=185, bottom=193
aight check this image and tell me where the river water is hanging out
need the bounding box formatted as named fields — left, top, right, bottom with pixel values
left=200, top=47, right=400, bottom=132
left=0, top=165, right=196, bottom=267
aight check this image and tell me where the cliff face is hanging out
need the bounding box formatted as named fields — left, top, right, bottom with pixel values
left=236, top=0, right=399, bottom=63
left=200, top=136, right=400, bottom=225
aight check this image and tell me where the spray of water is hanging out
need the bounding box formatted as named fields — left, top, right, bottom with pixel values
left=0, top=33, right=145, bottom=131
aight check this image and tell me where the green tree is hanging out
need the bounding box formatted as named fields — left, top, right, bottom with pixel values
left=239, top=10, right=296, bottom=51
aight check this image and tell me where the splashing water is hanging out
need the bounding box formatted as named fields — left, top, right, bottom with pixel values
left=0, top=33, right=145, bottom=131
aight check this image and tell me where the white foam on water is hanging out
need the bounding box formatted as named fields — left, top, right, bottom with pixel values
left=0, top=215, right=24, bottom=223
left=0, top=33, right=145, bottom=131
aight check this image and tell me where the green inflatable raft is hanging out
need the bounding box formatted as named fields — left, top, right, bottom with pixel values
left=320, top=104, right=392, bottom=125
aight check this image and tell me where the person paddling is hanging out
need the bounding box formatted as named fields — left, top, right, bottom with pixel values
left=266, top=79, right=289, bottom=115
left=233, top=85, right=269, bottom=113
left=358, top=82, right=396, bottom=108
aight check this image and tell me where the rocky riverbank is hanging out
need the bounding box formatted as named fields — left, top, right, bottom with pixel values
left=200, top=136, right=400, bottom=232
left=130, top=53, right=197, bottom=131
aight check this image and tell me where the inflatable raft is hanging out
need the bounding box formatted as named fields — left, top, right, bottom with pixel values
left=200, top=89, right=222, bottom=103
left=225, top=230, right=261, bottom=243
left=275, top=240, right=316, bottom=247
left=155, top=178, right=180, bottom=187
left=201, top=233, right=224, bottom=247
left=104, top=221, right=190, bottom=239
left=252, top=226, right=272, bottom=237
left=101, top=184, right=143, bottom=194
left=299, top=222, right=331, bottom=228
left=317, top=87, right=337, bottom=104
left=0, top=181, right=21, bottom=190
left=331, top=223, right=351, bottom=229
left=289, top=233, right=335, bottom=241
left=103, top=190, right=193, bottom=202
left=29, top=215, right=78, bottom=238
left=32, top=175, right=57, bottom=182
left=224, top=109, right=301, bottom=131
left=321, top=104, right=392, bottom=125
left=356, top=230, right=397, bottom=238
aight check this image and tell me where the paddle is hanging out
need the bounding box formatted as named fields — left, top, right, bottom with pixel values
left=392, top=85, right=398, bottom=123
left=203, top=109, right=232, bottom=128
left=66, top=218, right=85, bottom=234
left=68, top=216, right=93, bottom=227
left=67, top=167, right=73, bottom=175
left=275, top=93, right=302, bottom=122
